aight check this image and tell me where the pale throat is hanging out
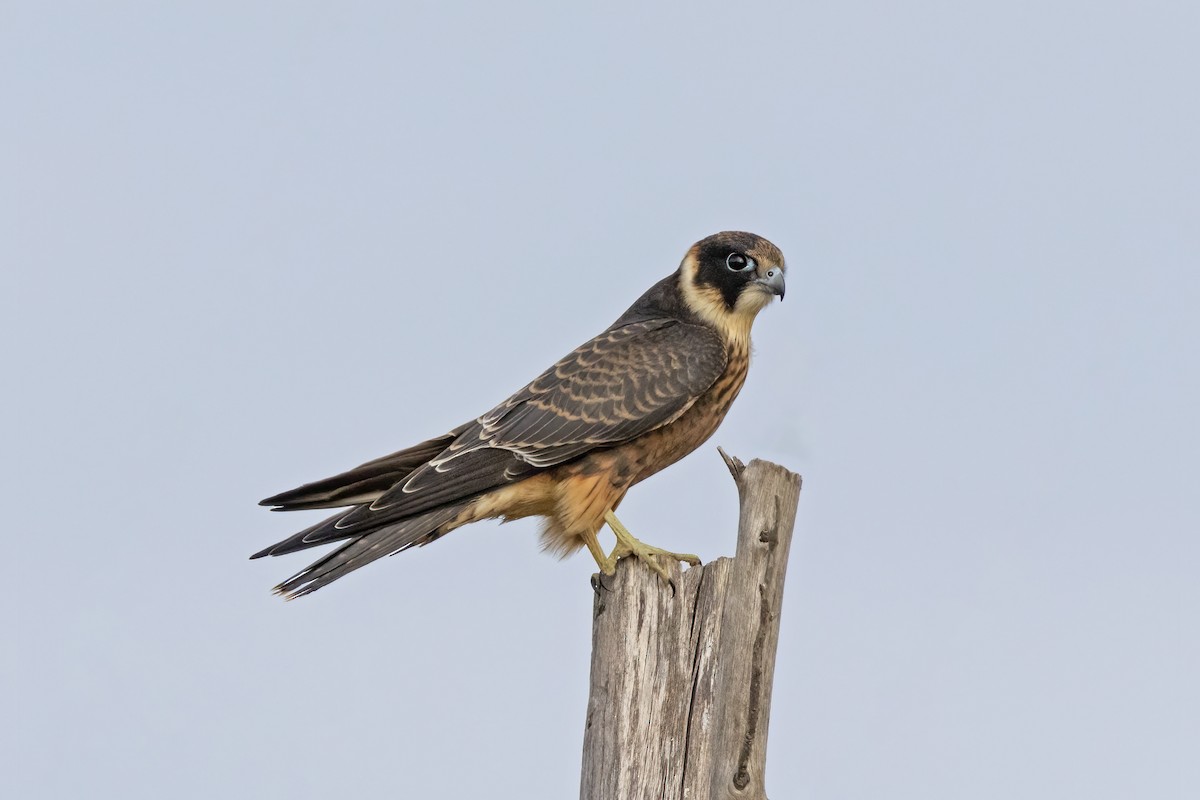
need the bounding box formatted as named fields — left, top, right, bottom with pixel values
left=678, top=274, right=768, bottom=348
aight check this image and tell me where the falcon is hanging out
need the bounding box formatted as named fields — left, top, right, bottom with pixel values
left=254, top=231, right=786, bottom=598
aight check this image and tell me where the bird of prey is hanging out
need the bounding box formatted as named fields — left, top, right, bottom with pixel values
left=254, top=231, right=786, bottom=598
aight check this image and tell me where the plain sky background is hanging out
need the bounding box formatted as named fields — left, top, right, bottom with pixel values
left=3, top=2, right=1197, bottom=798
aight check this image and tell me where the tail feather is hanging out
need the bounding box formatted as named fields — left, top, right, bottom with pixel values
left=254, top=421, right=496, bottom=599
left=259, top=426, right=468, bottom=511
left=270, top=504, right=468, bottom=599
left=249, top=508, right=356, bottom=559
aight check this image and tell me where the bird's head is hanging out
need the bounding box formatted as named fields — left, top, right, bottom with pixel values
left=678, top=231, right=786, bottom=342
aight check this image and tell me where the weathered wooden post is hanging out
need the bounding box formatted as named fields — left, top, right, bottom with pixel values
left=580, top=450, right=802, bottom=800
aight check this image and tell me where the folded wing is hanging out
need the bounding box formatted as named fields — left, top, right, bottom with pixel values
left=363, top=318, right=728, bottom=520
left=252, top=317, right=727, bottom=576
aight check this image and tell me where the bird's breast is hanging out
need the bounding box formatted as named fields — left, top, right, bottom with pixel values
left=625, top=341, right=751, bottom=485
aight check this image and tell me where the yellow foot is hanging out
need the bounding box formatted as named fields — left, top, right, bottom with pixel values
left=600, top=509, right=701, bottom=584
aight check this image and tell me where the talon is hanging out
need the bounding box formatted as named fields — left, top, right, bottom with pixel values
left=601, top=509, right=699, bottom=588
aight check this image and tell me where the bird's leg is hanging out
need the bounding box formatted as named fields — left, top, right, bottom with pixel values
left=580, top=529, right=610, bottom=573
left=601, top=509, right=701, bottom=584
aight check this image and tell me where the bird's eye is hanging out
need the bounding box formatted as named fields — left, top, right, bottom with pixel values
left=726, top=253, right=756, bottom=272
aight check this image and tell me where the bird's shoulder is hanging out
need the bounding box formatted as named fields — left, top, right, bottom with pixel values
left=436, top=281, right=726, bottom=466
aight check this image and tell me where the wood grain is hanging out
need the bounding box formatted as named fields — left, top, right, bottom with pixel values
left=580, top=453, right=802, bottom=800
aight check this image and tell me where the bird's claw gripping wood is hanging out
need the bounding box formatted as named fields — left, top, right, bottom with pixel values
left=253, top=231, right=784, bottom=598
left=596, top=509, right=701, bottom=586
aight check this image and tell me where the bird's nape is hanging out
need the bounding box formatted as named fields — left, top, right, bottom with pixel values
left=253, top=231, right=786, bottom=597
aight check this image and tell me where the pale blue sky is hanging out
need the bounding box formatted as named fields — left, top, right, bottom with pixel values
left=3, top=2, right=1198, bottom=798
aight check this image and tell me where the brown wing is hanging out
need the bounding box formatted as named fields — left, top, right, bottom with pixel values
left=350, top=318, right=728, bottom=521
left=480, top=319, right=728, bottom=464
left=251, top=317, right=727, bottom=585
left=258, top=425, right=471, bottom=511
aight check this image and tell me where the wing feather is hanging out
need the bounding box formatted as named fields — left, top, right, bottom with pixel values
left=362, top=318, right=726, bottom=518
left=490, top=319, right=726, bottom=455
left=253, top=317, right=728, bottom=582
left=269, top=503, right=469, bottom=599
left=258, top=425, right=470, bottom=511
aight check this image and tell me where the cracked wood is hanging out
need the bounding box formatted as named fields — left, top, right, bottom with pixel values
left=579, top=454, right=802, bottom=800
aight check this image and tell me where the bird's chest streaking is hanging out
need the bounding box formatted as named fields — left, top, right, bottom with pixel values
left=537, top=339, right=751, bottom=553
left=254, top=230, right=785, bottom=597
left=623, top=339, right=751, bottom=484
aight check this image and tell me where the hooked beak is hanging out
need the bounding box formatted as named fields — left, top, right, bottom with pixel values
left=755, top=267, right=786, bottom=301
